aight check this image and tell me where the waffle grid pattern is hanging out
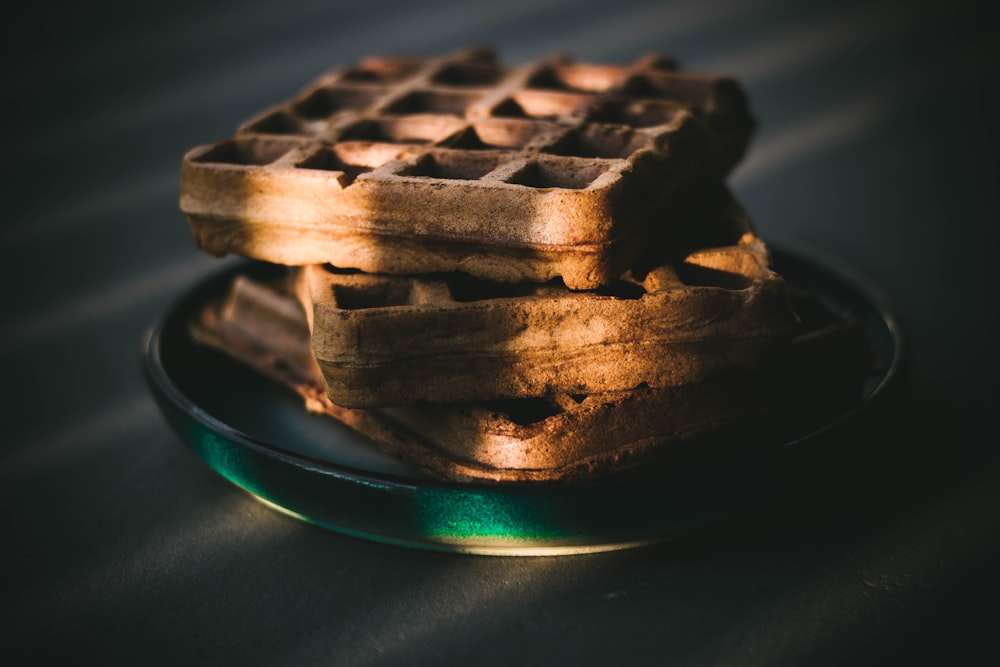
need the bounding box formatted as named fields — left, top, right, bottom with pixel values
left=180, top=49, right=754, bottom=287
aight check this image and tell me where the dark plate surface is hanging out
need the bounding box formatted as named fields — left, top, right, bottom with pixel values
left=143, top=247, right=905, bottom=555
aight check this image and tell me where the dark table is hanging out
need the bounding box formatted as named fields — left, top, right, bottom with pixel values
left=3, top=0, right=998, bottom=664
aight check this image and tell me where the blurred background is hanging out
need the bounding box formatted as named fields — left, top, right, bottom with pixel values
left=2, top=0, right=998, bottom=664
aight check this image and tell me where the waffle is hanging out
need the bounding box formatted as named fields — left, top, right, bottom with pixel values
left=188, top=266, right=871, bottom=482
left=188, top=268, right=331, bottom=414
left=180, top=48, right=755, bottom=289
left=303, top=188, right=798, bottom=408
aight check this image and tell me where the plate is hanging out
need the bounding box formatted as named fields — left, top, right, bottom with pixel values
left=143, top=248, right=905, bottom=555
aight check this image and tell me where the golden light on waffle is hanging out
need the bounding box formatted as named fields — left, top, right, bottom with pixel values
left=189, top=265, right=796, bottom=482
left=300, top=189, right=796, bottom=408
left=180, top=48, right=754, bottom=289
left=177, top=48, right=865, bottom=483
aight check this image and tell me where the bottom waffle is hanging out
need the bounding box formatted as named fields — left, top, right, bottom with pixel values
left=189, top=267, right=871, bottom=483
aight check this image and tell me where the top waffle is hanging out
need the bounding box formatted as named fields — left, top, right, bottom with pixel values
left=180, top=48, right=755, bottom=288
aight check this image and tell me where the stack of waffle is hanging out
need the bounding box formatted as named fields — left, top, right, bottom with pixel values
left=180, top=48, right=814, bottom=482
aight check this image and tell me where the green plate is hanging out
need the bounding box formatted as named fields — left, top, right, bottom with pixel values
left=143, top=248, right=905, bottom=555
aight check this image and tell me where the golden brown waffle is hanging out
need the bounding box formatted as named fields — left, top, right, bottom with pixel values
left=180, top=48, right=755, bottom=289
left=303, top=188, right=797, bottom=407
left=187, top=268, right=789, bottom=482
left=187, top=265, right=871, bottom=482
left=368, top=380, right=771, bottom=482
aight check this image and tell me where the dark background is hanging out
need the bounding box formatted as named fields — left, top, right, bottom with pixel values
left=2, top=1, right=998, bottom=664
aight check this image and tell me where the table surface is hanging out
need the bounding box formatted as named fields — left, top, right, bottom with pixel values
left=2, top=0, right=998, bottom=664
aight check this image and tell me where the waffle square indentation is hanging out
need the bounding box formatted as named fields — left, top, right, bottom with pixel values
left=399, top=153, right=502, bottom=181
left=332, top=279, right=413, bottom=310
left=192, top=138, right=292, bottom=166
left=527, top=65, right=622, bottom=93
left=440, top=121, right=546, bottom=150
left=340, top=117, right=465, bottom=144
left=491, top=91, right=588, bottom=119
left=385, top=90, right=481, bottom=116
left=443, top=273, right=539, bottom=302
left=590, top=99, right=685, bottom=128
left=294, top=147, right=376, bottom=186
left=543, top=126, right=650, bottom=159
left=505, top=160, right=604, bottom=189
left=478, top=398, right=566, bottom=426
left=242, top=111, right=305, bottom=136
left=293, top=86, right=384, bottom=119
